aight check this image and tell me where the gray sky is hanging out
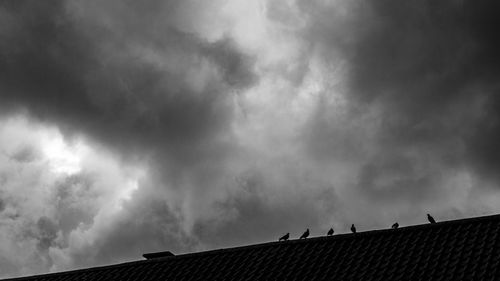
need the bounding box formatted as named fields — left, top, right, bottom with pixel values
left=1, top=0, right=500, bottom=277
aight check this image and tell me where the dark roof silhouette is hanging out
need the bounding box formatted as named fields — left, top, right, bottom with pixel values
left=4, top=213, right=500, bottom=281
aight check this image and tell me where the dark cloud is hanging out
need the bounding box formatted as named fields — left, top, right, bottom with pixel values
left=0, top=1, right=259, bottom=273
left=0, top=0, right=256, bottom=161
left=53, top=175, right=98, bottom=235
left=36, top=216, right=58, bottom=251
left=346, top=0, right=500, bottom=181
left=192, top=165, right=340, bottom=248
left=204, top=37, right=258, bottom=89
left=2, top=0, right=500, bottom=277
left=70, top=189, right=198, bottom=268
left=9, top=146, right=38, bottom=163
left=301, top=0, right=500, bottom=185
left=0, top=198, right=5, bottom=213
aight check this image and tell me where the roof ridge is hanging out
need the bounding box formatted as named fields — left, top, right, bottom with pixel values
left=3, top=212, right=499, bottom=280
left=1, top=259, right=153, bottom=281
left=149, top=212, right=500, bottom=260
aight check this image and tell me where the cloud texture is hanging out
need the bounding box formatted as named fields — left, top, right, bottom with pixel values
left=1, top=0, right=500, bottom=277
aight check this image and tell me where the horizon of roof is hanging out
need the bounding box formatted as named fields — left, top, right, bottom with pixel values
left=142, top=212, right=500, bottom=260
left=3, top=212, right=500, bottom=280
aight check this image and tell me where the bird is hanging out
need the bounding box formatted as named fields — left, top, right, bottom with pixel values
left=427, top=214, right=436, bottom=224
left=300, top=228, right=310, bottom=239
left=279, top=233, right=289, bottom=241
left=327, top=228, right=334, bottom=236
left=351, top=224, right=356, bottom=233
left=392, top=222, right=399, bottom=229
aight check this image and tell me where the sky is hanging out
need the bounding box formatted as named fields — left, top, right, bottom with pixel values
left=1, top=0, right=500, bottom=277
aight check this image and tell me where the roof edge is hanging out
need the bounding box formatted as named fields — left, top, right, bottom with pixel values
left=3, top=212, right=500, bottom=280
left=153, top=212, right=500, bottom=261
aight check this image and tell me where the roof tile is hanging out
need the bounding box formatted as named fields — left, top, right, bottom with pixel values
left=4, top=213, right=500, bottom=280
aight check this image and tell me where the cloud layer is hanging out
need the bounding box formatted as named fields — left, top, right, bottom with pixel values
left=1, top=0, right=500, bottom=277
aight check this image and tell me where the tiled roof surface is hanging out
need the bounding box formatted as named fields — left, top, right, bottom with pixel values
left=4, top=214, right=500, bottom=280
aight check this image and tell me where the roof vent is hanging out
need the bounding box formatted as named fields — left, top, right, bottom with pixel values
left=143, top=251, right=175, bottom=259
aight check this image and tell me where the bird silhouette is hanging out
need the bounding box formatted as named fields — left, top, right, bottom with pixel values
left=327, top=228, right=334, bottom=236
left=351, top=224, right=356, bottom=233
left=300, top=228, right=310, bottom=239
left=427, top=214, right=436, bottom=224
left=279, top=233, right=289, bottom=241
left=392, top=222, right=399, bottom=229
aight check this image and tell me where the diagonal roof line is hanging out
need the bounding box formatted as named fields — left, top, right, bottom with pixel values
left=148, top=212, right=500, bottom=261
left=3, top=212, right=500, bottom=280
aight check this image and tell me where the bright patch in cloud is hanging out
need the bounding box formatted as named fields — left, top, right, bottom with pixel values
left=40, top=132, right=88, bottom=175
left=0, top=116, right=148, bottom=276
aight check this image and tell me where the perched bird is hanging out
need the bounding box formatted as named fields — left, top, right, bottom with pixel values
left=279, top=233, right=290, bottom=241
left=351, top=224, right=357, bottom=233
left=392, top=222, right=399, bottom=229
left=427, top=214, right=436, bottom=224
left=327, top=228, right=334, bottom=236
left=300, top=228, right=310, bottom=239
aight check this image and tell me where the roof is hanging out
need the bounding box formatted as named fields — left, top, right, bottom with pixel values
left=4, top=213, right=500, bottom=281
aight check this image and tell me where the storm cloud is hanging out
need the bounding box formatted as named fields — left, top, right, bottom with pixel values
left=297, top=0, right=500, bottom=203
left=1, top=0, right=500, bottom=277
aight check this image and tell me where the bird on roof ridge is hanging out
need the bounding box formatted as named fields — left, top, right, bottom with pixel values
left=327, top=228, right=334, bottom=236
left=351, top=224, right=356, bottom=233
left=392, top=222, right=399, bottom=229
left=299, top=228, right=310, bottom=239
left=279, top=233, right=289, bottom=241
left=427, top=213, right=436, bottom=224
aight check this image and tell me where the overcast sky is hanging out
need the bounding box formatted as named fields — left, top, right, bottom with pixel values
left=1, top=0, right=500, bottom=277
